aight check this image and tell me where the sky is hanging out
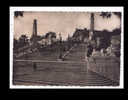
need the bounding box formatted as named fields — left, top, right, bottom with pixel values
left=14, top=12, right=121, bottom=40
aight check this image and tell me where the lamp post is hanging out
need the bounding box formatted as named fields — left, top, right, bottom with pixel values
left=58, top=33, right=63, bottom=60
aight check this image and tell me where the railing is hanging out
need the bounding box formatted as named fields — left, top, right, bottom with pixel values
left=13, top=59, right=87, bottom=77
left=87, top=56, right=120, bottom=83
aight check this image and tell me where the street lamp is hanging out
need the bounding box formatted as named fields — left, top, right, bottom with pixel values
left=58, top=33, right=63, bottom=61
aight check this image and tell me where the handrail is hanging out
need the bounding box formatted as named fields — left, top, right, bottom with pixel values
left=14, top=59, right=86, bottom=64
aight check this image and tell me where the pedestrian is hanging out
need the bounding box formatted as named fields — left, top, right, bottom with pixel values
left=86, top=42, right=93, bottom=62
left=33, top=62, right=37, bottom=71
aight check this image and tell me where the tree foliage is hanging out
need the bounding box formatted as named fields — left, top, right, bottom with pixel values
left=18, top=34, right=29, bottom=46
left=14, top=11, right=24, bottom=18
left=100, top=12, right=112, bottom=18
left=45, top=32, right=56, bottom=38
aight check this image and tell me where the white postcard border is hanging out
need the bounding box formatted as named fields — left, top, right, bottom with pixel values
left=9, top=7, right=124, bottom=89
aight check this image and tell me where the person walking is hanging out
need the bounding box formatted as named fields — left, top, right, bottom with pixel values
left=33, top=62, right=37, bottom=71
left=85, top=42, right=93, bottom=62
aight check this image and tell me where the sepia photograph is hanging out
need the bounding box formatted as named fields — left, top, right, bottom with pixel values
left=10, top=7, right=124, bottom=89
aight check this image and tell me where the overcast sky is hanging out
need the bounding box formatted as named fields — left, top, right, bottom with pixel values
left=14, top=12, right=121, bottom=40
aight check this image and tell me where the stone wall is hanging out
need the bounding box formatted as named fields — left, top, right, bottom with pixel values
left=87, top=56, right=120, bottom=83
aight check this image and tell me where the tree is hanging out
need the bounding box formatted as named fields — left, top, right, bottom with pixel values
left=100, top=12, right=121, bottom=49
left=45, top=32, right=57, bottom=45
left=113, top=12, right=121, bottom=19
left=72, top=28, right=89, bottom=43
left=100, top=12, right=121, bottom=29
left=18, top=34, right=29, bottom=47
left=14, top=11, right=24, bottom=18
left=93, top=12, right=117, bottom=50
left=45, top=32, right=56, bottom=38
left=100, top=12, right=112, bottom=18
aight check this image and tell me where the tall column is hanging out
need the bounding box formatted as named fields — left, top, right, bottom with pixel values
left=33, top=19, right=37, bottom=37
left=31, top=19, right=38, bottom=47
left=89, top=13, right=94, bottom=40
left=30, top=19, right=38, bottom=50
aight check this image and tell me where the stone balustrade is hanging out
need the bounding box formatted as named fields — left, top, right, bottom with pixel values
left=87, top=56, right=120, bottom=83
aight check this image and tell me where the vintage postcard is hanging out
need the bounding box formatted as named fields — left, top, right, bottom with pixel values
left=10, top=7, right=124, bottom=89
